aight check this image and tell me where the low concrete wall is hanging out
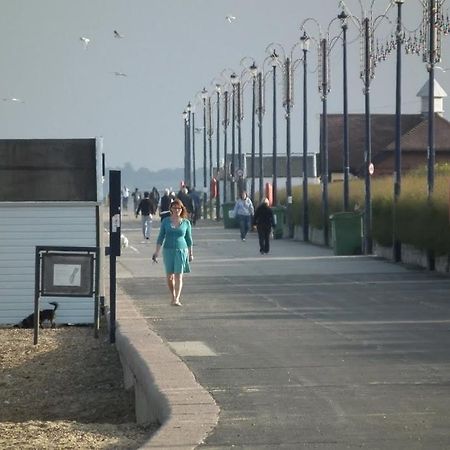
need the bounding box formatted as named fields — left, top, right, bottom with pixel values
left=111, top=288, right=220, bottom=449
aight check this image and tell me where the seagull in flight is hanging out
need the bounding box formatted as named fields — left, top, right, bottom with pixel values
left=113, top=71, right=127, bottom=77
left=226, top=15, right=236, bottom=23
left=113, top=30, right=124, bottom=38
left=2, top=97, right=24, bottom=103
left=194, top=127, right=204, bottom=133
left=79, top=36, right=91, bottom=49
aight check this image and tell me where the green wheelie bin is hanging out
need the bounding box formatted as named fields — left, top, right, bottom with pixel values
left=271, top=206, right=286, bottom=239
left=222, top=202, right=239, bottom=229
left=329, top=211, right=363, bottom=255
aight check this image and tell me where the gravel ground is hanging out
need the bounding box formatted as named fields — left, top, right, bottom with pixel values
left=0, top=323, right=158, bottom=449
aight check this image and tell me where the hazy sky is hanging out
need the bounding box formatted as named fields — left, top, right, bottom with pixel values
left=0, top=1, right=448, bottom=172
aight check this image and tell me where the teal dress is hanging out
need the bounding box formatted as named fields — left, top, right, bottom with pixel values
left=156, top=218, right=193, bottom=274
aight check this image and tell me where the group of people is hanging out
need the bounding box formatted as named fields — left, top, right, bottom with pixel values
left=126, top=185, right=276, bottom=308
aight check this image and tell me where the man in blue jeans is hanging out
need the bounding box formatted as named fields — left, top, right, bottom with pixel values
left=232, top=191, right=254, bottom=241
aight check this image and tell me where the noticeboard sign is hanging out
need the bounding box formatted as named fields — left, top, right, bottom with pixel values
left=41, top=253, right=94, bottom=297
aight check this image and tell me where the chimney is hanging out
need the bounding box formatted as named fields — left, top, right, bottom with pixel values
left=416, top=79, right=447, bottom=117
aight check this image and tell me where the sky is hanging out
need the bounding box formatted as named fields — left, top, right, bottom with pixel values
left=0, top=0, right=449, bottom=172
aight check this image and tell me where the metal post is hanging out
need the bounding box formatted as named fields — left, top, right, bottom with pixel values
left=237, top=81, right=244, bottom=194
left=216, top=89, right=221, bottom=220
left=251, top=75, right=256, bottom=202
left=192, top=112, right=196, bottom=188
left=257, top=72, right=264, bottom=202
left=223, top=91, right=229, bottom=204
left=187, top=106, right=192, bottom=187
left=363, top=18, right=373, bottom=254
left=321, top=39, right=329, bottom=247
left=285, top=57, right=293, bottom=238
left=109, top=169, right=121, bottom=344
left=208, top=97, right=213, bottom=217
left=231, top=84, right=236, bottom=200
left=342, top=16, right=350, bottom=211
left=183, top=114, right=188, bottom=184
left=302, top=45, right=309, bottom=242
left=393, top=0, right=403, bottom=262
left=272, top=64, right=278, bottom=205
left=428, top=0, right=436, bottom=198
left=203, top=97, right=207, bottom=218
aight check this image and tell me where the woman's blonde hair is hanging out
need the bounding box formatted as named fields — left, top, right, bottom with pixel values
left=170, top=199, right=189, bottom=219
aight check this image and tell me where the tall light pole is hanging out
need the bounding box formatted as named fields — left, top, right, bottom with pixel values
left=300, top=31, right=310, bottom=242
left=215, top=83, right=221, bottom=220
left=256, top=70, right=265, bottom=202
left=230, top=73, right=238, bottom=200
left=249, top=62, right=258, bottom=203
left=191, top=109, right=196, bottom=188
left=207, top=95, right=213, bottom=217
left=393, top=0, right=404, bottom=262
left=186, top=102, right=192, bottom=187
left=301, top=18, right=337, bottom=247
left=339, top=10, right=350, bottom=212
left=222, top=88, right=230, bottom=204
left=182, top=109, right=188, bottom=186
left=269, top=50, right=278, bottom=205
left=201, top=87, right=208, bottom=218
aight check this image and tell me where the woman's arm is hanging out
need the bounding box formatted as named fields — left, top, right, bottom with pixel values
left=185, top=220, right=194, bottom=261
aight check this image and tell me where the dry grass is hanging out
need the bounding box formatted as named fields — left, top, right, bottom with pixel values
left=0, top=323, right=157, bottom=449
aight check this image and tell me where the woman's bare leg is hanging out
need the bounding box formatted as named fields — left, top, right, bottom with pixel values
left=173, top=274, right=183, bottom=304
left=166, top=274, right=176, bottom=303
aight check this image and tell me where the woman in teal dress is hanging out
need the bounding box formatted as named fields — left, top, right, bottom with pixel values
left=152, top=199, right=193, bottom=306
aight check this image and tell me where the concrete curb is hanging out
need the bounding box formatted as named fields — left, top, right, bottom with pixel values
left=113, top=288, right=220, bottom=449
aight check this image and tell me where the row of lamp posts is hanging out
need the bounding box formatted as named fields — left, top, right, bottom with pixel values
left=182, top=0, right=447, bottom=257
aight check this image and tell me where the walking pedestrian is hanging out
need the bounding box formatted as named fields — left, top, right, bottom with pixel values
left=136, top=191, right=157, bottom=241
left=232, top=191, right=254, bottom=241
left=131, top=188, right=140, bottom=213
left=121, top=185, right=130, bottom=211
left=152, top=199, right=193, bottom=306
left=189, top=187, right=202, bottom=225
left=253, top=198, right=275, bottom=254
left=159, top=188, right=172, bottom=220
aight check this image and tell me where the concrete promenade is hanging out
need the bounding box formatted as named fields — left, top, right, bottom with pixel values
left=115, top=215, right=450, bottom=449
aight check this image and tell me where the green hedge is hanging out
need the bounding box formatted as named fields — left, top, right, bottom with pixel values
left=287, top=165, right=450, bottom=255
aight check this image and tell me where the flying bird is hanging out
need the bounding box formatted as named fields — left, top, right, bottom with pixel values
left=2, top=97, right=24, bottom=103
left=113, top=71, right=127, bottom=77
left=226, top=15, right=236, bottom=23
left=79, top=36, right=91, bottom=49
left=113, top=30, right=124, bottom=38
left=194, top=127, right=204, bottom=133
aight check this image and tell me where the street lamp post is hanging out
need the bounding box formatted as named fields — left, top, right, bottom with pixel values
left=186, top=102, right=192, bottom=187
left=339, top=10, right=350, bottom=212
left=393, top=0, right=404, bottom=262
left=223, top=89, right=229, bottom=204
left=270, top=51, right=278, bottom=205
left=207, top=95, right=213, bottom=218
left=256, top=71, right=265, bottom=202
left=201, top=87, right=208, bottom=218
left=191, top=110, right=196, bottom=188
left=250, top=62, right=258, bottom=203
left=182, top=109, right=188, bottom=186
left=215, top=84, right=221, bottom=220
left=230, top=73, right=238, bottom=200
left=320, top=37, right=330, bottom=246
left=300, top=32, right=310, bottom=242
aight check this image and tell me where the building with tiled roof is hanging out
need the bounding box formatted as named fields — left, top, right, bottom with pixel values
left=325, top=79, right=450, bottom=178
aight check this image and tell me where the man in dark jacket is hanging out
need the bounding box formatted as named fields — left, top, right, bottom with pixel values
left=159, top=188, right=172, bottom=220
left=253, top=198, right=275, bottom=254
left=136, top=191, right=157, bottom=241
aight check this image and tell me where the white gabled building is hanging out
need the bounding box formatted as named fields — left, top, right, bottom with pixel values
left=0, top=138, right=104, bottom=325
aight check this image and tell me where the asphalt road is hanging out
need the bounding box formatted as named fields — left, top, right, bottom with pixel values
left=118, top=216, right=450, bottom=449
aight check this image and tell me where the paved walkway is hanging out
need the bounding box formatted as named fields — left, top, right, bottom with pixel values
left=117, top=216, right=450, bottom=449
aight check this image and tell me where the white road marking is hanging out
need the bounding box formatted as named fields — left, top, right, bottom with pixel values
left=168, top=341, right=217, bottom=357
